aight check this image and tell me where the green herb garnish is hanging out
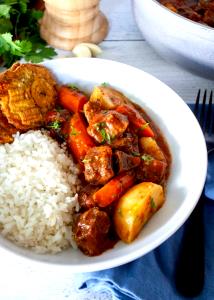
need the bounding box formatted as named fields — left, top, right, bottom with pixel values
left=82, top=158, right=91, bottom=163
left=95, top=122, right=106, bottom=129
left=100, top=128, right=107, bottom=141
left=0, top=1, right=57, bottom=67
left=0, top=4, right=10, bottom=19
left=100, top=128, right=112, bottom=143
left=141, top=154, right=154, bottom=165
left=132, top=151, right=140, bottom=157
left=150, top=196, right=156, bottom=209
left=141, top=123, right=149, bottom=131
left=47, top=120, right=61, bottom=130
left=68, top=84, right=78, bottom=90
left=70, top=127, right=79, bottom=136
left=101, top=82, right=109, bottom=87
left=95, top=122, right=113, bottom=143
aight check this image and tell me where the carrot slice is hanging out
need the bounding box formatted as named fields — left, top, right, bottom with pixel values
left=93, top=171, right=135, bottom=207
left=67, top=113, right=95, bottom=164
left=116, top=105, right=154, bottom=137
left=58, top=86, right=88, bottom=113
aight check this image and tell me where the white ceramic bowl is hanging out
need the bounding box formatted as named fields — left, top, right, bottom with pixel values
left=0, top=58, right=207, bottom=272
left=132, top=0, right=214, bottom=79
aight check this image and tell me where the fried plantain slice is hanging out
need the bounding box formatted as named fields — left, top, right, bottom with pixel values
left=0, top=63, right=57, bottom=130
left=0, top=110, right=17, bottom=144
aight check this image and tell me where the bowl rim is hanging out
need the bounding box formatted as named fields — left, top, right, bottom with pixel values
left=0, top=58, right=208, bottom=272
left=150, top=0, right=214, bottom=32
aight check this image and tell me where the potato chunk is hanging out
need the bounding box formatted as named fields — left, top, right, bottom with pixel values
left=139, top=137, right=166, bottom=161
left=114, top=182, right=164, bottom=243
left=90, top=86, right=128, bottom=109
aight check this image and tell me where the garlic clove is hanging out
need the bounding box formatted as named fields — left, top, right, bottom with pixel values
left=72, top=44, right=92, bottom=57
left=79, top=43, right=102, bottom=56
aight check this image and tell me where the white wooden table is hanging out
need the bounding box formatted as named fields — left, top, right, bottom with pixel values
left=0, top=0, right=213, bottom=299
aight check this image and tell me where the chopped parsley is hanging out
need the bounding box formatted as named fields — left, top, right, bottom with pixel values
left=150, top=196, right=156, bottom=210
left=141, top=123, right=149, bottom=131
left=101, top=82, right=109, bottom=87
left=95, top=122, right=106, bottom=129
left=132, top=151, right=140, bottom=157
left=47, top=120, right=61, bottom=130
left=100, top=128, right=112, bottom=143
left=95, top=122, right=113, bottom=143
left=141, top=154, right=154, bottom=165
left=68, top=84, right=78, bottom=90
left=70, top=127, right=79, bottom=136
left=82, top=158, right=91, bottom=163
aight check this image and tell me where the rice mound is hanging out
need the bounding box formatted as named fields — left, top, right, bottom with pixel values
left=0, top=130, right=80, bottom=254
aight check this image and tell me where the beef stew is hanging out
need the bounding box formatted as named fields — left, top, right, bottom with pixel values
left=46, top=84, right=171, bottom=256
left=160, top=0, right=214, bottom=27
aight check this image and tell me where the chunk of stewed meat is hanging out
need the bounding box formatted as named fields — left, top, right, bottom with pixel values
left=83, top=146, right=114, bottom=185
left=73, top=207, right=111, bottom=256
left=110, top=132, right=139, bottom=155
left=83, top=101, right=102, bottom=123
left=87, top=111, right=129, bottom=143
left=78, top=185, right=100, bottom=210
left=136, top=155, right=167, bottom=184
left=115, top=150, right=141, bottom=173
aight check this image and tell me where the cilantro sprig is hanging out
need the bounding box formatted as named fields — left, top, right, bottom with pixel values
left=70, top=126, right=80, bottom=136
left=0, top=0, right=57, bottom=67
left=150, top=196, right=156, bottom=210
left=47, top=120, right=61, bottom=130
left=95, top=122, right=113, bottom=143
left=141, top=154, right=154, bottom=165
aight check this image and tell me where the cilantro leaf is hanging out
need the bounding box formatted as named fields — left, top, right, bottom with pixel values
left=0, top=18, right=13, bottom=33
left=101, top=82, right=109, bottom=87
left=19, top=0, right=28, bottom=14
left=0, top=1, right=56, bottom=67
left=0, top=33, right=32, bottom=56
left=68, top=84, right=78, bottom=90
left=150, top=196, right=156, bottom=209
left=141, top=154, right=154, bottom=165
left=0, top=4, right=10, bottom=18
left=70, top=127, right=79, bottom=136
left=132, top=151, right=140, bottom=157
left=95, top=122, right=113, bottom=143
left=14, top=39, right=32, bottom=54
left=47, top=120, right=61, bottom=130
left=82, top=158, right=91, bottom=163
left=141, top=122, right=149, bottom=130
left=24, top=46, right=57, bottom=63
left=30, top=9, right=43, bottom=21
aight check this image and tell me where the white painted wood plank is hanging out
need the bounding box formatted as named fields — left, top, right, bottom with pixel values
left=101, top=0, right=143, bottom=41
left=99, top=40, right=214, bottom=102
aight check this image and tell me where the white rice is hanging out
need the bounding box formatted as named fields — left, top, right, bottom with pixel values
left=0, top=130, right=80, bottom=254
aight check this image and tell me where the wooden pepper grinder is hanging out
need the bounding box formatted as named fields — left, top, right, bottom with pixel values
left=40, top=0, right=108, bottom=50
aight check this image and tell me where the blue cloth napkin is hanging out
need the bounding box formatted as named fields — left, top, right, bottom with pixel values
left=205, top=149, right=214, bottom=200
left=76, top=103, right=214, bottom=300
